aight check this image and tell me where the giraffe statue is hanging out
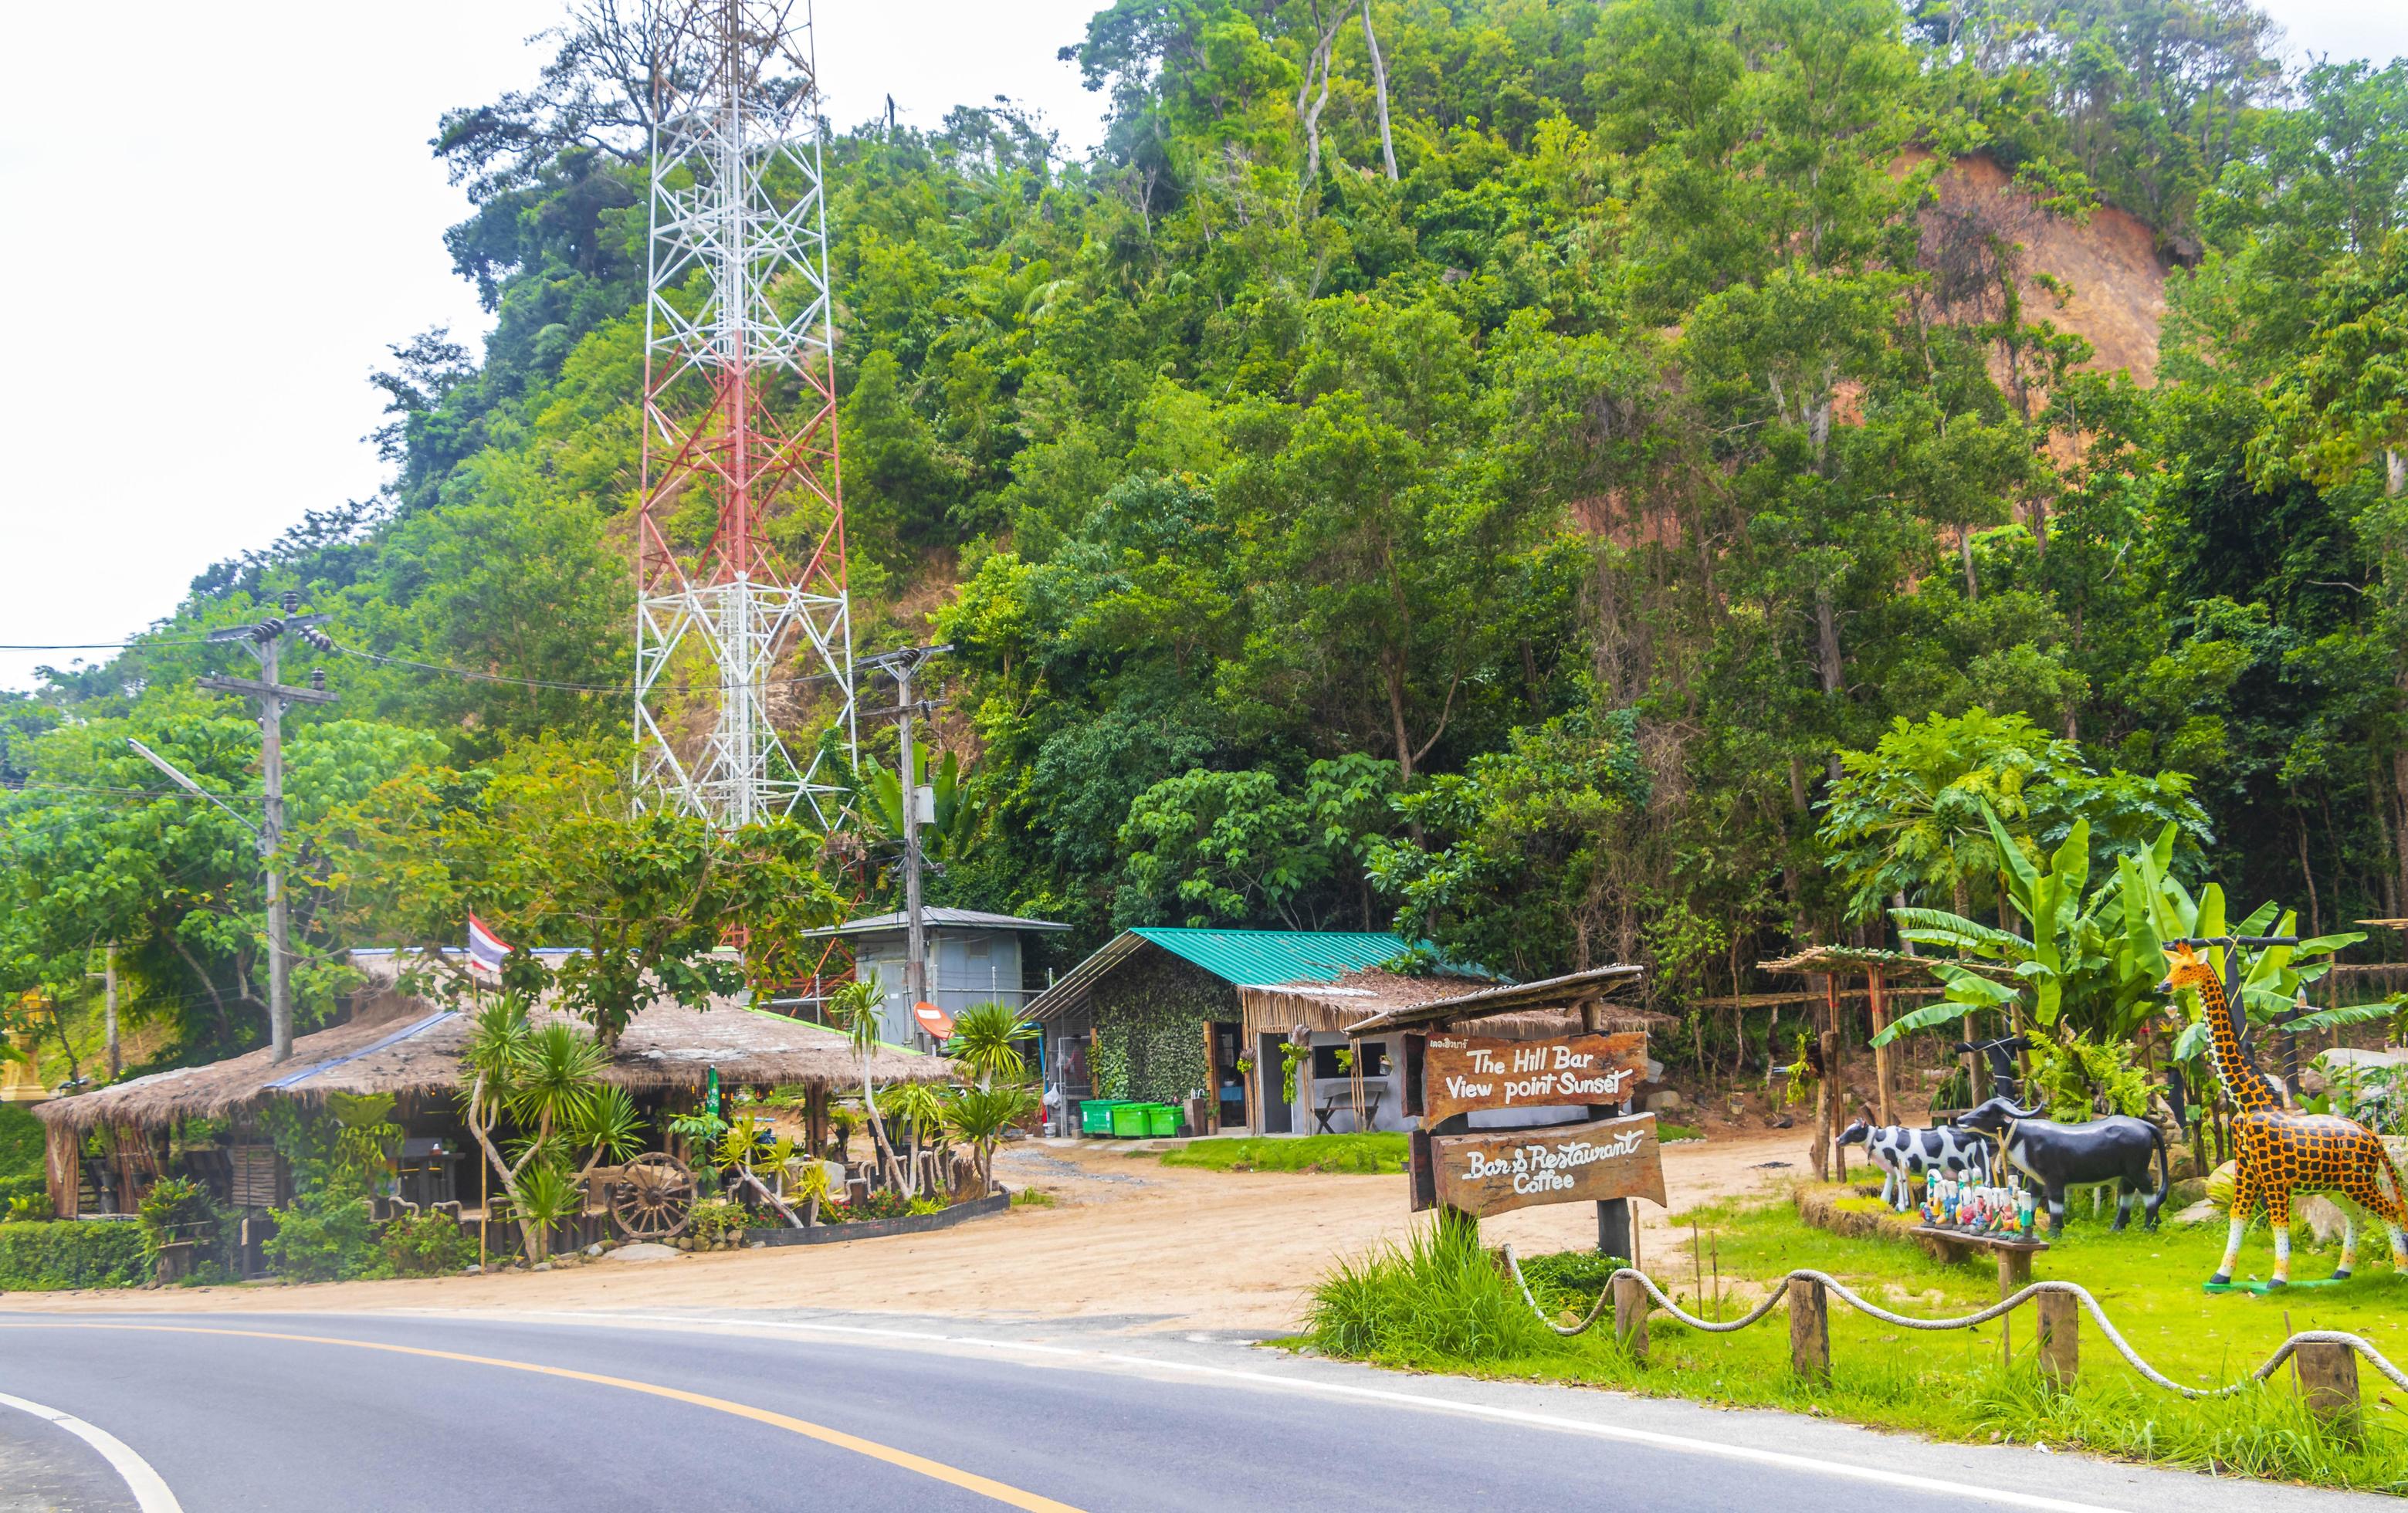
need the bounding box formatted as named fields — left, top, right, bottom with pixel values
left=2161, top=942, right=2408, bottom=1287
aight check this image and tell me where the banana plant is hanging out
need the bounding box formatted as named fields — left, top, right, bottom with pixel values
left=863, top=748, right=977, bottom=860
left=1876, top=810, right=2108, bottom=1044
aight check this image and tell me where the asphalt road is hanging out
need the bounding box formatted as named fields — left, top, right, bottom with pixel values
left=0, top=1311, right=2386, bottom=1512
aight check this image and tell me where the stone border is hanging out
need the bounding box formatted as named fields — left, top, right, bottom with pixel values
left=740, top=1189, right=1011, bottom=1247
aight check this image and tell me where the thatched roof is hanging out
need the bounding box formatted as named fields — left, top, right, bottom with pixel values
left=1341, top=964, right=1660, bottom=1037
left=35, top=959, right=953, bottom=1134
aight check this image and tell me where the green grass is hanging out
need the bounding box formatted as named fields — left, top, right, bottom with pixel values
left=1160, top=1123, right=1703, bottom=1175
left=1010, top=1186, right=1058, bottom=1207
left=1300, top=1194, right=2408, bottom=1491
left=1160, top=1133, right=1410, bottom=1174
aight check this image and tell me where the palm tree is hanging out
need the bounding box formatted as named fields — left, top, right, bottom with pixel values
left=881, top=1080, right=948, bottom=1198
left=946, top=1002, right=1029, bottom=1089
left=828, top=974, right=905, bottom=1192
left=943, top=1081, right=1039, bottom=1194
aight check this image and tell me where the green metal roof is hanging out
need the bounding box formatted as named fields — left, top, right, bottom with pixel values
left=1126, top=928, right=1409, bottom=986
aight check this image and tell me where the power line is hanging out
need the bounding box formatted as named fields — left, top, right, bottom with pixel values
left=0, top=638, right=214, bottom=651
left=2, top=782, right=262, bottom=804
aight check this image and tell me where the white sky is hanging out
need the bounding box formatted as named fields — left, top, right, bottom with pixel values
left=1, top=0, right=2403, bottom=694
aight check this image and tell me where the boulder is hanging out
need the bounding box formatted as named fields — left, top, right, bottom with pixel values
left=2170, top=1199, right=2221, bottom=1227
left=2296, top=1194, right=2351, bottom=1246
left=1644, top=1089, right=1685, bottom=1115
left=602, top=1242, right=682, bottom=1263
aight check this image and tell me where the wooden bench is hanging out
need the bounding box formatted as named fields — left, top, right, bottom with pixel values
left=1909, top=1225, right=2050, bottom=1298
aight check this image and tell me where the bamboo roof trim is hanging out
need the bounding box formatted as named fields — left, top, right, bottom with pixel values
left=1688, top=986, right=1947, bottom=1010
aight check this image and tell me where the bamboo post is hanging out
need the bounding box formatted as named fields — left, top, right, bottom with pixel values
left=2036, top=1291, right=2078, bottom=1388
left=2296, top=1340, right=2360, bottom=1436
left=1822, top=1029, right=1844, bottom=1180
left=1823, top=970, right=1846, bottom=1180
left=1788, top=1277, right=1831, bottom=1382
left=1868, top=969, right=1892, bottom=1128
left=1612, top=1274, right=1650, bottom=1364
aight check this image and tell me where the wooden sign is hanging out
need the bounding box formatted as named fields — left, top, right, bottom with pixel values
left=1428, top=1113, right=1667, bottom=1219
left=1421, top=1032, right=1647, bottom=1124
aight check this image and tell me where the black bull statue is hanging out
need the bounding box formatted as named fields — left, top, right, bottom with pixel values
left=1953, top=1096, right=2172, bottom=1232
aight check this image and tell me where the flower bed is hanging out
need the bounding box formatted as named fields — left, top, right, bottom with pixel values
left=740, top=1190, right=1011, bottom=1248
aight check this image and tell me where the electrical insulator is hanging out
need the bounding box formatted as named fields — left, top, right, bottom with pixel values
left=279, top=590, right=300, bottom=613
left=309, top=668, right=327, bottom=692
left=254, top=617, right=284, bottom=642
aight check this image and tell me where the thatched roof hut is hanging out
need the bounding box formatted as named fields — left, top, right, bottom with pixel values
left=34, top=953, right=953, bottom=1137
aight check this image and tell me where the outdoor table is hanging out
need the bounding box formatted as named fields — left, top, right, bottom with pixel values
left=1313, top=1085, right=1384, bottom=1134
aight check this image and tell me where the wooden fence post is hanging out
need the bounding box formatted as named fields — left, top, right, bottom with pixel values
left=2036, top=1292, right=2078, bottom=1389
left=1997, top=1245, right=2034, bottom=1299
left=1788, top=1277, right=1830, bottom=1382
left=1613, top=1274, right=1650, bottom=1364
left=2295, top=1340, right=2360, bottom=1437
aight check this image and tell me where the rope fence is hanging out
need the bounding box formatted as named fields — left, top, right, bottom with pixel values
left=1495, top=1244, right=2408, bottom=1426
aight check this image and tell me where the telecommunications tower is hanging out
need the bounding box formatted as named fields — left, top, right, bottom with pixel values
left=634, top=0, right=854, bottom=828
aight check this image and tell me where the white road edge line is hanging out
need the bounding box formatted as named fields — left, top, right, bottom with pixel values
left=472, top=1308, right=2129, bottom=1513
left=0, top=1389, right=183, bottom=1513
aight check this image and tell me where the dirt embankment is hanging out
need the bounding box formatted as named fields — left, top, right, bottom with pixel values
left=0, top=1132, right=1809, bottom=1333
left=1915, top=150, right=2169, bottom=384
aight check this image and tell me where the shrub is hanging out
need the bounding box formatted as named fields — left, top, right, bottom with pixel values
left=376, top=1210, right=476, bottom=1277
left=262, top=1193, right=376, bottom=1282
left=0, top=1105, right=42, bottom=1183
left=137, top=1176, right=221, bottom=1266
left=0, top=1220, right=147, bottom=1291
left=6, top=1189, right=53, bottom=1223
left=685, top=1197, right=750, bottom=1245
left=1516, top=1248, right=1627, bottom=1312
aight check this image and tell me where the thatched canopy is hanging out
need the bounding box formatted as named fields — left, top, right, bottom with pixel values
left=35, top=960, right=953, bottom=1136
left=1756, top=946, right=1936, bottom=977
left=1240, top=970, right=1503, bottom=1039
left=1341, top=964, right=1661, bottom=1037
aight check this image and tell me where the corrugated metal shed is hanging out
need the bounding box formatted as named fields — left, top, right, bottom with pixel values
left=1134, top=927, right=1409, bottom=985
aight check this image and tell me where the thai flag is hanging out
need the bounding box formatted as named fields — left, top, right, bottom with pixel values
left=466, top=914, right=511, bottom=979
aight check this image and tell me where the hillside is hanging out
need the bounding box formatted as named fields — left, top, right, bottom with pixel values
left=5, top=0, right=2406, bottom=1086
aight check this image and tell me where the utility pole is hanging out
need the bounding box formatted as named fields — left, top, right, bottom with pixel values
left=862, top=645, right=950, bottom=1045
left=90, top=944, right=118, bottom=1080
left=181, top=593, right=336, bottom=1064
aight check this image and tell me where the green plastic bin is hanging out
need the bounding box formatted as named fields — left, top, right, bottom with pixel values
left=1079, top=1100, right=1125, bottom=1137
left=1144, top=1104, right=1180, bottom=1138
left=1109, top=1104, right=1150, bottom=1139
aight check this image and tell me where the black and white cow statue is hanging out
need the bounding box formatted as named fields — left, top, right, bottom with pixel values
left=1837, top=1121, right=1993, bottom=1212
left=1953, top=1097, right=2170, bottom=1233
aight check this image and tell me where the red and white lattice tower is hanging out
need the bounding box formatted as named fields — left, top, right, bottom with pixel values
left=635, top=0, right=853, bottom=829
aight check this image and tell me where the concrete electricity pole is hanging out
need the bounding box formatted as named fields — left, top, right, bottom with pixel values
left=131, top=593, right=336, bottom=1064
left=862, top=645, right=950, bottom=1044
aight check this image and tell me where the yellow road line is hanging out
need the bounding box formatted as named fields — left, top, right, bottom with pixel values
left=0, top=1322, right=1081, bottom=1512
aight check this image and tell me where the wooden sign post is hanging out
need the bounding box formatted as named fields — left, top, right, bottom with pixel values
left=1421, top=1032, right=1648, bottom=1124
left=1428, top=1113, right=1668, bottom=1218
left=1404, top=1027, right=1667, bottom=1266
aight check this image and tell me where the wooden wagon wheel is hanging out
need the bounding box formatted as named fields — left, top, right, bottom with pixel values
left=608, top=1151, right=696, bottom=1240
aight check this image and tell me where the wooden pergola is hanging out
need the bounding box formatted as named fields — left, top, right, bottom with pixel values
left=1756, top=946, right=1941, bottom=1181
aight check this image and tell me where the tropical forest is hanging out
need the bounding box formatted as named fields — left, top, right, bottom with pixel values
left=7, top=0, right=2408, bottom=1120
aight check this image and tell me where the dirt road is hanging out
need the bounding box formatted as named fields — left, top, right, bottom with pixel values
left=0, top=1132, right=1807, bottom=1332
